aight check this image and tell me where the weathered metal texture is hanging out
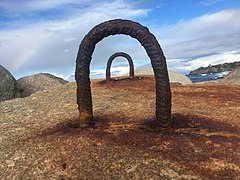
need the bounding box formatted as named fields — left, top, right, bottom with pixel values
left=75, top=19, right=172, bottom=127
left=106, top=52, right=134, bottom=80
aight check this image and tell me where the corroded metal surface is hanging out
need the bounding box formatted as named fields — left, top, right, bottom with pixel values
left=75, top=19, right=171, bottom=127
left=106, top=52, right=134, bottom=80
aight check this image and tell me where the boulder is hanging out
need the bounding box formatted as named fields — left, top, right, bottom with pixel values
left=133, top=68, right=192, bottom=85
left=17, top=73, right=69, bottom=97
left=168, top=70, right=192, bottom=85
left=0, top=65, right=18, bottom=102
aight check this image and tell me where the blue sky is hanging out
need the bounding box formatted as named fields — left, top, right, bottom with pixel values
left=0, top=0, right=240, bottom=80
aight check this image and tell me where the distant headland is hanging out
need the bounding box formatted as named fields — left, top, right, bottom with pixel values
left=189, top=61, right=240, bottom=75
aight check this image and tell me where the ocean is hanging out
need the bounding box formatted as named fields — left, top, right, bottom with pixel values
left=187, top=71, right=230, bottom=83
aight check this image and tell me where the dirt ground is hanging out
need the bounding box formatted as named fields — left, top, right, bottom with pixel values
left=0, top=76, right=240, bottom=179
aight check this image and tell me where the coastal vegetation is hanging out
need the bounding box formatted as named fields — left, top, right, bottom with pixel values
left=189, top=61, right=240, bottom=75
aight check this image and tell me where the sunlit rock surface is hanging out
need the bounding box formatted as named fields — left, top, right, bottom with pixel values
left=0, top=77, right=239, bottom=179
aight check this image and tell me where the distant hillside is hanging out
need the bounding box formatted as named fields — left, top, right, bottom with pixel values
left=189, top=61, right=240, bottom=75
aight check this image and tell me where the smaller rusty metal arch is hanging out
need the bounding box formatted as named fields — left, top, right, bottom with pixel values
left=106, top=52, right=134, bottom=80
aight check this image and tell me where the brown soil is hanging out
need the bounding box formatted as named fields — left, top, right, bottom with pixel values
left=0, top=76, right=240, bottom=179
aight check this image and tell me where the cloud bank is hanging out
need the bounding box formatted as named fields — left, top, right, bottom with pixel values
left=0, top=0, right=149, bottom=78
left=155, top=8, right=240, bottom=74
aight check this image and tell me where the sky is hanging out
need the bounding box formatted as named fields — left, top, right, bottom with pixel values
left=0, top=0, right=240, bottom=80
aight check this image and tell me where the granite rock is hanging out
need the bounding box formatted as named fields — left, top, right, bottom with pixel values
left=0, top=65, right=18, bottom=102
left=17, top=73, right=69, bottom=97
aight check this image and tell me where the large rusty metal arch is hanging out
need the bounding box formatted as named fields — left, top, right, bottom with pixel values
left=106, top=52, right=134, bottom=80
left=75, top=19, right=171, bottom=127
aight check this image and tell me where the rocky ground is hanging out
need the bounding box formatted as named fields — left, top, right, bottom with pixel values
left=0, top=76, right=240, bottom=179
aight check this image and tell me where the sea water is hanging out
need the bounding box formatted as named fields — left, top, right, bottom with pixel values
left=187, top=71, right=230, bottom=83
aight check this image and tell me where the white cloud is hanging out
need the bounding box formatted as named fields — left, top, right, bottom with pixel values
left=64, top=37, right=77, bottom=42
left=186, top=51, right=240, bottom=68
left=166, top=51, right=240, bottom=74
left=90, top=66, right=130, bottom=80
left=0, top=0, right=88, bottom=13
left=201, top=0, right=225, bottom=6
left=158, top=9, right=240, bottom=39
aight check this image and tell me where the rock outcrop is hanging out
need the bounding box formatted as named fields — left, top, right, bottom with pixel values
left=17, top=73, right=69, bottom=97
left=219, top=66, right=240, bottom=85
left=0, top=65, right=18, bottom=102
left=168, top=70, right=192, bottom=84
left=132, top=68, right=192, bottom=85
left=0, top=77, right=240, bottom=179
